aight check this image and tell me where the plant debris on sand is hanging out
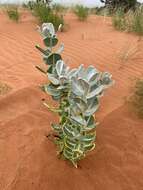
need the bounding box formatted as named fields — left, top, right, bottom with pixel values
left=0, top=82, right=11, bottom=95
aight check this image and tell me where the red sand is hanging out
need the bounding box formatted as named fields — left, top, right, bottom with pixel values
left=0, top=10, right=143, bottom=190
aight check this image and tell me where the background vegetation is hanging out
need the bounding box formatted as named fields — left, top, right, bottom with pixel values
left=112, top=6, right=143, bottom=35
left=74, top=5, right=89, bottom=21
left=29, top=1, right=65, bottom=31
left=6, top=6, right=20, bottom=22
left=129, top=79, right=143, bottom=118
left=100, top=0, right=137, bottom=11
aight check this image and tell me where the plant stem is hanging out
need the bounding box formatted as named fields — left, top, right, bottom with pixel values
left=43, top=102, right=61, bottom=113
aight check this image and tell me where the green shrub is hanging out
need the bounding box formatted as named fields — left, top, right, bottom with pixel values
left=74, top=5, right=89, bottom=21
left=33, top=3, right=51, bottom=22
left=6, top=6, right=20, bottom=22
left=33, top=3, right=64, bottom=31
left=130, top=79, right=143, bottom=118
left=36, top=23, right=113, bottom=167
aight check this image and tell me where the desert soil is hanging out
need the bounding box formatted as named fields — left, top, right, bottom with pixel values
left=0, top=9, right=143, bottom=190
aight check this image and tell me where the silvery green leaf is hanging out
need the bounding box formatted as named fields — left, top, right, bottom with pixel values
left=71, top=78, right=89, bottom=96
left=56, top=43, right=64, bottom=54
left=67, top=69, right=78, bottom=79
left=68, top=91, right=77, bottom=100
left=65, top=139, right=77, bottom=149
left=43, top=37, right=58, bottom=48
left=63, top=124, right=81, bottom=138
left=43, top=84, right=61, bottom=96
left=73, top=146, right=84, bottom=156
left=63, top=148, right=73, bottom=159
left=84, top=143, right=95, bottom=152
left=43, top=53, right=61, bottom=65
left=56, top=139, right=64, bottom=152
left=86, top=115, right=94, bottom=126
left=73, top=98, right=87, bottom=113
left=101, top=72, right=113, bottom=86
left=47, top=65, right=53, bottom=74
left=69, top=65, right=83, bottom=79
left=48, top=74, right=60, bottom=85
left=63, top=125, right=73, bottom=138
left=70, top=102, right=81, bottom=115
left=56, top=60, right=67, bottom=76
left=84, top=66, right=99, bottom=81
left=77, top=64, right=85, bottom=78
left=42, top=23, right=55, bottom=37
left=85, top=98, right=99, bottom=116
left=57, top=85, right=68, bottom=90
left=82, top=115, right=96, bottom=131
left=71, top=115, right=86, bottom=126
left=80, top=134, right=95, bottom=143
left=51, top=123, right=62, bottom=132
left=87, top=85, right=103, bottom=99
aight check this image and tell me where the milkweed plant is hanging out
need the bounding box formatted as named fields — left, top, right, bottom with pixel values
left=36, top=23, right=113, bottom=168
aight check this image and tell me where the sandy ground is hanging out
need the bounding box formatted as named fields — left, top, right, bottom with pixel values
left=0, top=9, right=143, bottom=190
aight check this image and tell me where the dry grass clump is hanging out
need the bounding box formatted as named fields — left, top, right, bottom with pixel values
left=112, top=8, right=127, bottom=31
left=132, top=6, right=143, bottom=35
left=129, top=79, right=143, bottom=118
left=112, top=6, right=143, bottom=35
left=0, top=82, right=11, bottom=95
left=118, top=42, right=139, bottom=68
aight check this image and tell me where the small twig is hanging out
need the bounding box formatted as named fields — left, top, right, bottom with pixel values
left=35, top=66, right=47, bottom=74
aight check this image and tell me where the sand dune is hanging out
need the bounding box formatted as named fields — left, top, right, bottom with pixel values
left=0, top=10, right=143, bottom=190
